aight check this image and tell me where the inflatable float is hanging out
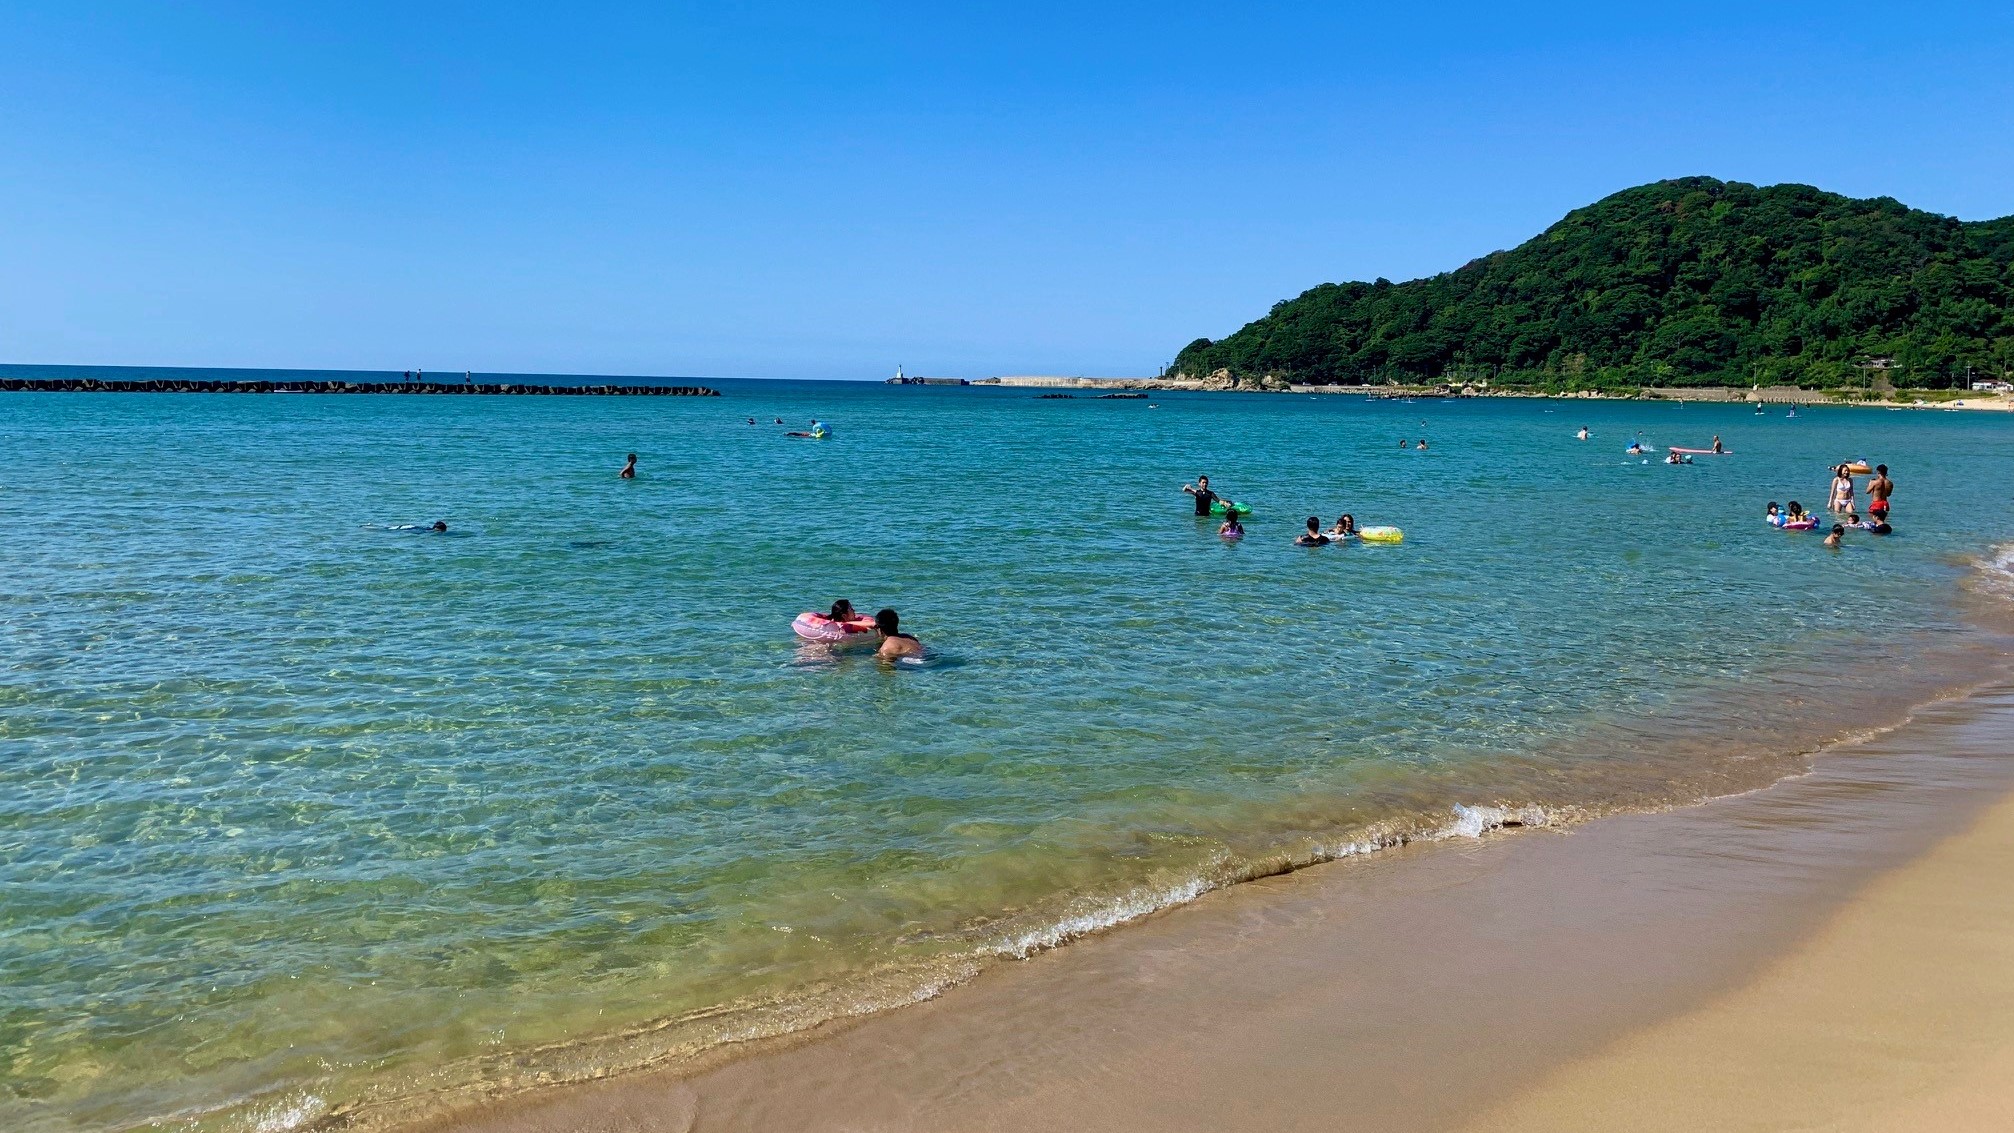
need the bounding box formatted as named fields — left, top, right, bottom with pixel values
left=1358, top=525, right=1404, bottom=544
left=1843, top=461, right=1872, bottom=474
left=1209, top=500, right=1252, bottom=516
left=1669, top=447, right=1732, bottom=455
left=1782, top=519, right=1818, bottom=531
left=792, top=611, right=877, bottom=643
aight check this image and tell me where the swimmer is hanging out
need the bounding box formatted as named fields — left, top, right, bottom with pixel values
left=1868, top=464, right=1893, bottom=518
left=1824, top=523, right=1844, bottom=549
left=1576, top=426, right=1589, bottom=441
left=874, top=608, right=923, bottom=660
left=1218, top=514, right=1244, bottom=539
left=1828, top=464, right=1855, bottom=512
left=1785, top=501, right=1808, bottom=524
left=431, top=520, right=448, bottom=533
left=1869, top=518, right=1892, bottom=535
left=1765, top=502, right=1784, bottom=527
left=1183, top=475, right=1221, bottom=516
left=1294, top=516, right=1330, bottom=547
left=1323, top=513, right=1357, bottom=539
left=774, top=417, right=784, bottom=424
left=828, top=598, right=858, bottom=622
left=1416, top=438, right=1429, bottom=451
left=748, top=417, right=756, bottom=425
left=1665, top=451, right=1690, bottom=465
left=1625, top=434, right=1646, bottom=454
left=619, top=453, right=637, bottom=479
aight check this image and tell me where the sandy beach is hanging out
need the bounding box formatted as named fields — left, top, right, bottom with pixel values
left=412, top=679, right=2014, bottom=1133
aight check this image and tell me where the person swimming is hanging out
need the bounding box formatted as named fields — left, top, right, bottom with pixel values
left=1665, top=451, right=1691, bottom=465
left=1824, top=523, right=1844, bottom=549
left=1765, top=502, right=1784, bottom=526
left=1576, top=426, right=1590, bottom=441
left=431, top=520, right=448, bottom=533
left=1416, top=438, right=1429, bottom=451
left=1625, top=434, right=1646, bottom=454
left=874, top=608, right=923, bottom=660
left=619, top=453, right=637, bottom=479
left=1218, top=514, right=1244, bottom=539
left=1784, top=501, right=1810, bottom=526
left=1294, top=516, right=1329, bottom=547
left=1323, top=514, right=1357, bottom=539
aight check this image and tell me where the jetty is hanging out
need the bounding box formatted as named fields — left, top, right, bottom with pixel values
left=0, top=377, right=720, bottom=396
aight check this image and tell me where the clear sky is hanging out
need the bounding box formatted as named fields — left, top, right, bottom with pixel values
left=2, top=3, right=2009, bottom=380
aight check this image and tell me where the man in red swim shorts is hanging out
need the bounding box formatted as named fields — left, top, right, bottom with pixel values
left=1867, top=464, right=1893, bottom=517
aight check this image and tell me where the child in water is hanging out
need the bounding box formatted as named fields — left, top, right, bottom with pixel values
left=1824, top=523, right=1844, bottom=549
left=1324, top=514, right=1357, bottom=539
left=1218, top=514, right=1244, bottom=539
left=1765, top=502, right=1784, bottom=526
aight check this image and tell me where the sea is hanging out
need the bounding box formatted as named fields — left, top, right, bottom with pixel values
left=4, top=366, right=2013, bottom=1132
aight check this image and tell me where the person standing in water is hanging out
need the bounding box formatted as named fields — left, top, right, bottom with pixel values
left=1711, top=435, right=1724, bottom=453
left=619, top=453, right=638, bottom=479
left=1183, top=475, right=1220, bottom=516
left=1828, top=464, right=1856, bottom=512
left=1294, top=517, right=1329, bottom=546
left=875, top=608, right=923, bottom=660
left=1576, top=426, right=1589, bottom=441
left=1868, top=464, right=1894, bottom=518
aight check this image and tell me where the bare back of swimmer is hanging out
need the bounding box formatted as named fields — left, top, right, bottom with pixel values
left=875, top=608, right=923, bottom=660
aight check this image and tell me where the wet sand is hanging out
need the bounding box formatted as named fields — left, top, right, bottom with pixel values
left=1463, top=764, right=2014, bottom=1132
left=417, top=682, right=2014, bottom=1133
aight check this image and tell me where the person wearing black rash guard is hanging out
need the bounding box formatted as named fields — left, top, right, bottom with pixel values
left=1182, top=474, right=1220, bottom=516
left=1294, top=516, right=1330, bottom=547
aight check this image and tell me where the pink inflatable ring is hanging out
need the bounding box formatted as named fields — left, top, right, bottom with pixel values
left=792, top=611, right=878, bottom=643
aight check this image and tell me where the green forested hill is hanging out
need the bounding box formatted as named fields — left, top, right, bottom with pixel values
left=1172, top=178, right=2014, bottom=389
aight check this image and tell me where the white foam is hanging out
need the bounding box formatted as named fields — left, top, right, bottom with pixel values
left=1438, top=803, right=1553, bottom=840
left=991, top=873, right=1219, bottom=959
left=1972, top=542, right=2014, bottom=601
left=246, top=1093, right=327, bottom=1133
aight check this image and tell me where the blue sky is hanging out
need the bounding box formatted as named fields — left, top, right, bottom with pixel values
left=2, top=2, right=2009, bottom=380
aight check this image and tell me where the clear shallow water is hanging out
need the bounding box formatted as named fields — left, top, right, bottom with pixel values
left=3, top=379, right=2012, bottom=1131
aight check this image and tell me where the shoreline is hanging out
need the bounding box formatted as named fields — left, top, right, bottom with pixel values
left=977, top=374, right=2014, bottom=411
left=409, top=674, right=2014, bottom=1133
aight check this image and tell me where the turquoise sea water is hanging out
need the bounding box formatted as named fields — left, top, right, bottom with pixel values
left=4, top=377, right=2013, bottom=1131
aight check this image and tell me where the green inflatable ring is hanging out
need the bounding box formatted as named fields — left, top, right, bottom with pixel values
left=1209, top=501, right=1252, bottom=516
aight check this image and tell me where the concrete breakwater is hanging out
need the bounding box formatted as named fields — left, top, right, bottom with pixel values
left=0, top=377, right=720, bottom=396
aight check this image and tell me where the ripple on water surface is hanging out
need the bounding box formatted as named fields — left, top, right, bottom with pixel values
left=2, top=384, right=2011, bottom=1131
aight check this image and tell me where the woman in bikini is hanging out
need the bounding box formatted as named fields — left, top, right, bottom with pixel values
left=1828, top=465, right=1856, bottom=513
